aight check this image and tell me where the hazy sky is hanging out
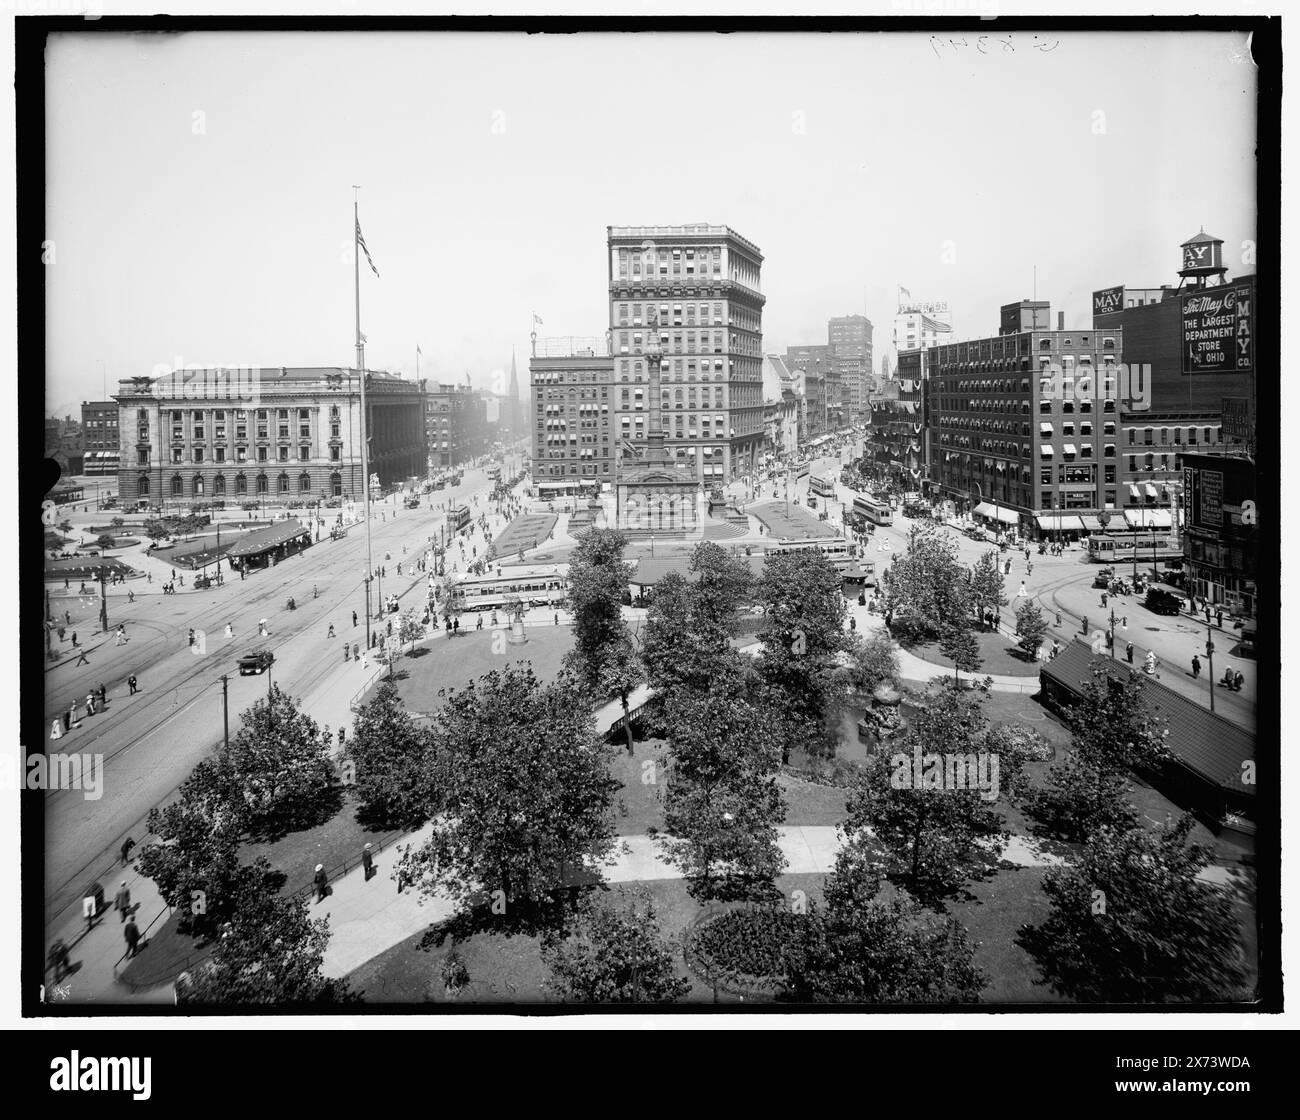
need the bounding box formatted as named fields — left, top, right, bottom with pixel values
left=44, top=29, right=1256, bottom=413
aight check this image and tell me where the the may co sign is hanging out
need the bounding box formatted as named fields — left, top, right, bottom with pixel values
left=1182, top=282, right=1253, bottom=374
left=1092, top=285, right=1124, bottom=316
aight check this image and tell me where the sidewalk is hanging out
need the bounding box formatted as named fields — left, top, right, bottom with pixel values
left=316, top=823, right=1071, bottom=980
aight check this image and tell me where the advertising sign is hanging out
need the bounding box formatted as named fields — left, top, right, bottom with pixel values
left=1092, top=286, right=1124, bottom=316
left=1199, top=470, right=1224, bottom=527
left=1182, top=282, right=1253, bottom=374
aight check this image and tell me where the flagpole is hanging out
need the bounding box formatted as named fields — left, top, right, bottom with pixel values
left=354, top=187, right=374, bottom=650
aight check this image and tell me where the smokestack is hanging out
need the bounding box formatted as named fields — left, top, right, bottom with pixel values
left=1057, top=312, right=1064, bottom=331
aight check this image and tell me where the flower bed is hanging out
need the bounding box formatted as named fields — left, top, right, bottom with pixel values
left=683, top=905, right=807, bottom=997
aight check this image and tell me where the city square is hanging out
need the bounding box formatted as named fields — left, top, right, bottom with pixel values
left=27, top=21, right=1272, bottom=1026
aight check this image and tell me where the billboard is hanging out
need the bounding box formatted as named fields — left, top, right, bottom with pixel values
left=1092, top=286, right=1124, bottom=316
left=1181, top=281, right=1253, bottom=374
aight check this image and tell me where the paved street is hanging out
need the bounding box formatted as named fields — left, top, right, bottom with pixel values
left=40, top=465, right=514, bottom=947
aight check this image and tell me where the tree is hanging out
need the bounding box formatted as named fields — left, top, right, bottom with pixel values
left=662, top=673, right=788, bottom=899
left=968, top=550, right=1007, bottom=629
left=395, top=666, right=618, bottom=923
left=137, top=758, right=248, bottom=938
left=95, top=533, right=115, bottom=552
left=938, top=623, right=982, bottom=683
left=756, top=549, right=847, bottom=752
left=842, top=683, right=1006, bottom=909
left=176, top=869, right=353, bottom=1006
left=1017, top=816, right=1248, bottom=1003
left=345, top=680, right=437, bottom=830
left=688, top=540, right=753, bottom=633
left=542, top=888, right=691, bottom=1004
left=882, top=525, right=971, bottom=641
left=597, top=632, right=643, bottom=756
left=641, top=570, right=736, bottom=700
left=398, top=610, right=424, bottom=652
left=224, top=684, right=338, bottom=839
left=783, top=846, right=984, bottom=1003
left=1014, top=600, right=1049, bottom=660
left=441, top=576, right=465, bottom=627
left=840, top=630, right=901, bottom=698
left=564, top=527, right=634, bottom=689
left=1027, top=661, right=1171, bottom=841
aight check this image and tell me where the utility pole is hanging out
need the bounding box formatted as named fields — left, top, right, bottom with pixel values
left=355, top=186, right=376, bottom=650
left=1205, top=624, right=1216, bottom=714
left=98, top=566, right=109, bottom=633
left=221, top=673, right=230, bottom=750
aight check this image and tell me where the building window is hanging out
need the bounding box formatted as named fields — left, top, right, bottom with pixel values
left=257, top=447, right=268, bottom=462
left=236, top=474, right=247, bottom=495
left=171, top=475, right=184, bottom=497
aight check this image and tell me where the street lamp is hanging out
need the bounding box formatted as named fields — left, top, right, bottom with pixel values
left=1106, top=608, right=1127, bottom=661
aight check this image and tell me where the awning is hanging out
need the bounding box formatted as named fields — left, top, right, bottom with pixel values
left=1125, top=508, right=1173, bottom=529
left=1143, top=482, right=1159, bottom=498
left=1040, top=444, right=1054, bottom=457
left=1063, top=443, right=1077, bottom=457
left=1039, top=423, right=1053, bottom=435
left=975, top=502, right=1018, bottom=525
left=1128, top=484, right=1141, bottom=499
left=1078, top=515, right=1106, bottom=532
left=1036, top=514, right=1086, bottom=532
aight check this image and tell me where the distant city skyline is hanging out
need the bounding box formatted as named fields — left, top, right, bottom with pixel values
left=45, top=30, right=1256, bottom=414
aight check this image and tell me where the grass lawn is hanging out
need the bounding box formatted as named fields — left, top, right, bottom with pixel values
left=900, top=627, right=1038, bottom=678
left=346, top=872, right=829, bottom=1006
left=609, top=738, right=849, bottom=837
left=376, top=626, right=574, bottom=715
left=118, top=790, right=400, bottom=992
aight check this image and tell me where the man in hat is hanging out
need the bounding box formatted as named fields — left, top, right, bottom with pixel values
left=313, top=863, right=329, bottom=903
left=123, top=916, right=141, bottom=959
left=114, top=881, right=132, bottom=923
left=362, top=843, right=374, bottom=882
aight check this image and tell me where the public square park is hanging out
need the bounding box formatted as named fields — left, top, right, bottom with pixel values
left=39, top=456, right=1259, bottom=1007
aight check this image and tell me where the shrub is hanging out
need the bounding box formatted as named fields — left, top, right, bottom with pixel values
left=686, top=906, right=808, bottom=993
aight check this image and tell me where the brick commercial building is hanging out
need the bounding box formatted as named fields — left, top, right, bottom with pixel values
left=81, top=400, right=120, bottom=476
left=425, top=383, right=488, bottom=470
left=529, top=344, right=615, bottom=496
left=114, top=367, right=426, bottom=509
left=870, top=347, right=925, bottom=491
left=607, top=224, right=766, bottom=484
left=1181, top=451, right=1257, bottom=618
left=829, top=314, right=873, bottom=423
left=927, top=302, right=1127, bottom=539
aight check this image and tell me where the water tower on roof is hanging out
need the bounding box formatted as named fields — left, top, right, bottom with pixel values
left=1178, top=228, right=1227, bottom=288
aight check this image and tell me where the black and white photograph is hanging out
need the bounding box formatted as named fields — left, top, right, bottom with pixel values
left=7, top=4, right=1288, bottom=1062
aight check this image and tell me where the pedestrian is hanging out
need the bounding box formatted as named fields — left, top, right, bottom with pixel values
left=123, top=917, right=141, bottom=959
left=352, top=642, right=359, bottom=662
left=63, top=707, right=72, bottom=733
left=1192, top=654, right=1202, bottom=679
left=1216, top=608, right=1223, bottom=628
left=75, top=646, right=89, bottom=667
left=114, top=881, right=131, bottom=923
left=1101, top=592, right=1108, bottom=607
left=554, top=612, right=560, bottom=626
left=188, top=628, right=195, bottom=648
left=225, top=622, right=233, bottom=638
left=64, top=610, right=70, bottom=626
left=1125, top=641, right=1134, bottom=663
left=1027, top=562, right=1033, bottom=576
left=362, top=843, right=374, bottom=882
left=128, top=590, right=135, bottom=603
left=51, top=717, right=63, bottom=741
left=314, top=863, right=329, bottom=903
left=352, top=610, right=358, bottom=628
left=115, top=625, right=125, bottom=646
left=453, top=617, right=460, bottom=634
left=327, top=624, right=335, bottom=638
left=98, top=682, right=107, bottom=708
left=386, top=619, right=392, bottom=637
left=70, top=631, right=78, bottom=647
left=361, top=651, right=368, bottom=670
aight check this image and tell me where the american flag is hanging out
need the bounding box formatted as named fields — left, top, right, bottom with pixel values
left=356, top=220, right=380, bottom=278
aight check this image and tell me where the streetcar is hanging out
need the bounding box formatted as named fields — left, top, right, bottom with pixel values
left=852, top=495, right=894, bottom=527
left=1086, top=532, right=1182, bottom=564
left=449, top=564, right=569, bottom=613
left=810, top=476, right=837, bottom=499
left=763, top=537, right=858, bottom=572
left=447, top=504, right=472, bottom=533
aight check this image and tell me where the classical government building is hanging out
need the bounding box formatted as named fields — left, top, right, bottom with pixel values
left=114, top=367, right=426, bottom=508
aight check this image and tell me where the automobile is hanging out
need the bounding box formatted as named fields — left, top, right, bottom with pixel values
left=404, top=496, right=421, bottom=509
left=1092, top=567, right=1115, bottom=589
left=902, top=501, right=928, bottom=519
left=238, top=649, right=274, bottom=675
left=324, top=497, right=343, bottom=508
left=964, top=527, right=986, bottom=542
left=1143, top=588, right=1185, bottom=616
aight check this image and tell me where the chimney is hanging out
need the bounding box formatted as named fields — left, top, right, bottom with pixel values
left=1058, top=312, right=1064, bottom=331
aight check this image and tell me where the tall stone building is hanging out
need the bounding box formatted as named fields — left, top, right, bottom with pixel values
left=529, top=341, right=615, bottom=497
left=607, top=224, right=765, bottom=484
left=425, top=383, right=488, bottom=469
left=828, top=314, right=873, bottom=422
